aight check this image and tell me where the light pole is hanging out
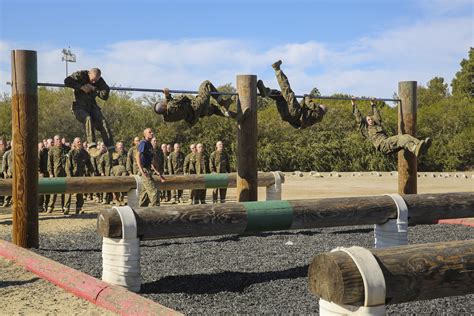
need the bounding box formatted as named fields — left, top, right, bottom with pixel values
left=61, top=47, right=76, bottom=77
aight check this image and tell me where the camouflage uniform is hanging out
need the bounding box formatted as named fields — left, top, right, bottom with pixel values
left=0, top=147, right=4, bottom=205
left=90, top=154, right=103, bottom=202
left=162, top=151, right=171, bottom=202
left=353, top=104, right=421, bottom=155
left=193, top=152, right=210, bottom=204
left=38, top=147, right=50, bottom=211
left=163, top=81, right=231, bottom=126
left=64, top=70, right=114, bottom=147
left=209, top=150, right=231, bottom=203
left=109, top=150, right=128, bottom=204
left=264, top=69, right=325, bottom=129
left=65, top=147, right=94, bottom=213
left=98, top=151, right=113, bottom=204
left=184, top=151, right=196, bottom=202
left=168, top=151, right=185, bottom=202
left=126, top=145, right=139, bottom=175
left=47, top=145, right=68, bottom=212
left=1, top=149, right=12, bottom=207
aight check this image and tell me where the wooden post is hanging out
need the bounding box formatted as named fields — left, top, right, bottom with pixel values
left=398, top=81, right=417, bottom=194
left=97, top=192, right=474, bottom=240
left=308, top=239, right=474, bottom=305
left=236, top=75, right=258, bottom=202
left=11, top=50, right=39, bottom=248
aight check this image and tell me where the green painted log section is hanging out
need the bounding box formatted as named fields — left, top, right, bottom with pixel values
left=0, top=172, right=282, bottom=195
left=96, top=192, right=474, bottom=240
left=308, top=239, right=474, bottom=306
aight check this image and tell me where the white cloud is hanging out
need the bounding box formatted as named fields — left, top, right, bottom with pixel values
left=0, top=16, right=471, bottom=101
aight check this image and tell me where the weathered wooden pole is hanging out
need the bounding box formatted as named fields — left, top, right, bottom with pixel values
left=398, top=81, right=417, bottom=194
left=0, top=172, right=282, bottom=196
left=236, top=75, right=258, bottom=202
left=97, top=192, right=474, bottom=240
left=308, top=239, right=474, bottom=305
left=11, top=50, right=39, bottom=248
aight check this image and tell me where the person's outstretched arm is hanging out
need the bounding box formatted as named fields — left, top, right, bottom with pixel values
left=371, top=98, right=382, bottom=123
left=351, top=98, right=363, bottom=124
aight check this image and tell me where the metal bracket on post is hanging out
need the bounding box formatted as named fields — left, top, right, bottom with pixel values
left=319, top=246, right=386, bottom=316
left=102, top=206, right=141, bottom=292
left=127, top=175, right=142, bottom=209
left=374, top=194, right=409, bottom=248
left=266, top=171, right=283, bottom=200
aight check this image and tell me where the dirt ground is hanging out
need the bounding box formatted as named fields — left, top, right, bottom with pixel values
left=0, top=171, right=472, bottom=315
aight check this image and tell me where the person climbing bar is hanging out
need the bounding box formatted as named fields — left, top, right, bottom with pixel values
left=352, top=98, right=432, bottom=157
left=154, top=80, right=239, bottom=126
left=257, top=60, right=327, bottom=129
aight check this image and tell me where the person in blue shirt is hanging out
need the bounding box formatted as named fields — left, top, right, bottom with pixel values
left=135, top=128, right=165, bottom=206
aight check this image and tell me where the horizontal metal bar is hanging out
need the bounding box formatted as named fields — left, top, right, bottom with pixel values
left=35, top=82, right=238, bottom=96
left=6, top=81, right=400, bottom=101
left=292, top=95, right=401, bottom=102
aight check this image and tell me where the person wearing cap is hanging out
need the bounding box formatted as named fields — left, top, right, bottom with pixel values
left=154, top=80, right=238, bottom=126
left=64, top=68, right=114, bottom=158
left=351, top=98, right=432, bottom=157
left=257, top=60, right=327, bottom=129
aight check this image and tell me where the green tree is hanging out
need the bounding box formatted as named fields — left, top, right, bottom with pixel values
left=418, top=77, right=449, bottom=107
left=451, top=47, right=474, bottom=100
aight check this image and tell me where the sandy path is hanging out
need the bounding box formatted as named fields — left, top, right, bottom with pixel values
left=0, top=256, right=115, bottom=315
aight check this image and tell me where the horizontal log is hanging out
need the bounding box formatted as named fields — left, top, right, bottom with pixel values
left=0, top=172, right=282, bottom=195
left=96, top=192, right=474, bottom=240
left=308, top=239, right=474, bottom=305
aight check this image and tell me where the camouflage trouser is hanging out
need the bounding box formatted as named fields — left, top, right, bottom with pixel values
left=193, top=189, right=207, bottom=204
left=49, top=193, right=65, bottom=210
left=111, top=165, right=127, bottom=201
left=271, top=69, right=303, bottom=128
left=64, top=192, right=84, bottom=211
left=378, top=134, right=421, bottom=155
left=139, top=168, right=160, bottom=207
left=72, top=103, right=114, bottom=147
left=212, top=188, right=227, bottom=203
left=38, top=173, right=50, bottom=210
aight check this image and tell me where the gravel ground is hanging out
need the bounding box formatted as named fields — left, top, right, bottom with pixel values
left=2, top=222, right=471, bottom=314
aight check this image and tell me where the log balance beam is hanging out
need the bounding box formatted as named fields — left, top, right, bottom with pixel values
left=97, top=192, right=474, bottom=240
left=308, top=239, right=474, bottom=306
left=0, top=172, right=282, bottom=195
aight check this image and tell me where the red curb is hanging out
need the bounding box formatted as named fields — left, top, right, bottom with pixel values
left=438, top=218, right=474, bottom=227
left=0, top=239, right=181, bottom=316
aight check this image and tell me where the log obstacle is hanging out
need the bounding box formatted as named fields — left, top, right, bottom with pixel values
left=308, top=240, right=474, bottom=314
left=0, top=172, right=283, bottom=196
left=97, top=192, right=474, bottom=293
left=97, top=192, right=474, bottom=240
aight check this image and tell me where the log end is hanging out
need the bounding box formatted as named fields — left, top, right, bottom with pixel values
left=308, top=253, right=345, bottom=303
left=96, top=208, right=122, bottom=238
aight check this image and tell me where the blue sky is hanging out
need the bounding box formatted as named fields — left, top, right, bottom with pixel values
left=0, top=0, right=473, bottom=99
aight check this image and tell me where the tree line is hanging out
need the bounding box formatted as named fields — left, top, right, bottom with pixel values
left=0, top=49, right=472, bottom=172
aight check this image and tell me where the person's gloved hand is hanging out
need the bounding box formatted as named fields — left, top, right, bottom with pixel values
left=80, top=84, right=97, bottom=94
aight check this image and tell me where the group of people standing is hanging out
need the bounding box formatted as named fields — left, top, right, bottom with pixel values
left=136, top=128, right=231, bottom=207
left=28, top=131, right=232, bottom=214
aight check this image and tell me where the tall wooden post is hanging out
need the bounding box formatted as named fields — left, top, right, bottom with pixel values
left=236, top=75, right=258, bottom=202
left=398, top=81, right=417, bottom=194
left=11, top=50, right=39, bottom=248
